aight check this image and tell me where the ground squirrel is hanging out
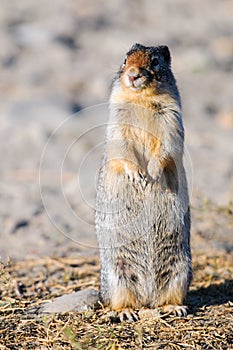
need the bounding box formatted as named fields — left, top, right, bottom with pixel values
left=95, top=43, right=192, bottom=321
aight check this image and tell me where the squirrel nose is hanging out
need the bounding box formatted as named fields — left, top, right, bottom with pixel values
left=127, top=69, right=140, bottom=83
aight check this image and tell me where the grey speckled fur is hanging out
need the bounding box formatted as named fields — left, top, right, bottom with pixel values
left=95, top=44, right=192, bottom=311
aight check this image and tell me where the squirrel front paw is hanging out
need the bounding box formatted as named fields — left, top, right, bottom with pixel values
left=147, top=158, right=163, bottom=184
left=124, top=163, right=147, bottom=189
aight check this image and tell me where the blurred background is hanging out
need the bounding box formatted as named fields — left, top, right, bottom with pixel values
left=0, top=0, right=232, bottom=260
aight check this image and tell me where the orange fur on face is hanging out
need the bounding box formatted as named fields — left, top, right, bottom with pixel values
left=118, top=50, right=157, bottom=107
left=124, top=50, right=150, bottom=71
left=112, top=50, right=161, bottom=108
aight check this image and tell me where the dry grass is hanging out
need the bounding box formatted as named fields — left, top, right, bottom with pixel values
left=0, top=254, right=233, bottom=350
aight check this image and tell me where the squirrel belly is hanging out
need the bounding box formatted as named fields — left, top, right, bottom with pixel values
left=95, top=44, right=192, bottom=320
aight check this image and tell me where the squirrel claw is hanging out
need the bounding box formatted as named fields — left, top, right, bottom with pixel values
left=125, top=164, right=147, bottom=189
left=109, top=308, right=139, bottom=322
left=161, top=305, right=188, bottom=317
left=138, top=170, right=147, bottom=189
left=118, top=308, right=139, bottom=322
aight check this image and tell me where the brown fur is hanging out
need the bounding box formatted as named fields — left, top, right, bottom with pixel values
left=124, top=50, right=150, bottom=72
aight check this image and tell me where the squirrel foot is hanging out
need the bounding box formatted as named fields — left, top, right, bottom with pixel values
left=109, top=308, right=139, bottom=322
left=124, top=163, right=147, bottom=189
left=161, top=305, right=188, bottom=317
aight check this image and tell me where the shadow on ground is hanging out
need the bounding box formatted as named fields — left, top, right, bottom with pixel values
left=189, top=278, right=233, bottom=311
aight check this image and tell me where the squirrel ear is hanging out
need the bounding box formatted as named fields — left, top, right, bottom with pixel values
left=130, top=43, right=143, bottom=51
left=159, top=45, right=171, bottom=64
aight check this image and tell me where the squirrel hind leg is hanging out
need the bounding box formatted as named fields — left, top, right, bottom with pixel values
left=158, top=277, right=189, bottom=317
left=109, top=286, right=139, bottom=322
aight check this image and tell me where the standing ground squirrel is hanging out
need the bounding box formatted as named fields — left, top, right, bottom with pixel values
left=95, top=43, right=192, bottom=321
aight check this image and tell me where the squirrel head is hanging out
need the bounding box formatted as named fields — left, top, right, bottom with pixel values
left=119, top=43, right=172, bottom=92
left=112, top=44, right=180, bottom=106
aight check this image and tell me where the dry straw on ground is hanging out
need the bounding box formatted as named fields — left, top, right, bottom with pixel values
left=0, top=253, right=232, bottom=350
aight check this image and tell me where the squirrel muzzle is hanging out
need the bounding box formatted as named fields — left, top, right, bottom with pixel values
left=122, top=67, right=149, bottom=91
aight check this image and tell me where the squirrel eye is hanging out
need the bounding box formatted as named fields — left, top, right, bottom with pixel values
left=151, top=57, right=159, bottom=68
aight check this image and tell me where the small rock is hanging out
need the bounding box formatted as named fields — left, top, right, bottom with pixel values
left=39, top=288, right=99, bottom=313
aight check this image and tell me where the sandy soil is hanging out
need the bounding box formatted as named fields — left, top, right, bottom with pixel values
left=0, top=0, right=233, bottom=261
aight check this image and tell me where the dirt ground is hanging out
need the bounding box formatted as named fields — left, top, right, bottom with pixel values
left=0, top=254, right=233, bottom=349
left=0, top=1, right=233, bottom=348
